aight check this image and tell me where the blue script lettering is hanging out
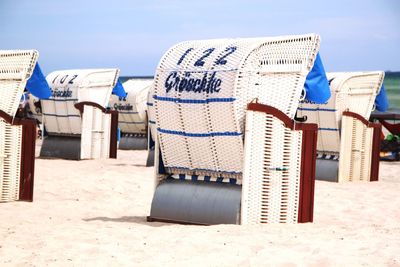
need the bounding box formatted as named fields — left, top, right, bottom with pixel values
left=114, top=103, right=133, bottom=111
left=165, top=72, right=222, bottom=94
left=52, top=88, right=73, bottom=98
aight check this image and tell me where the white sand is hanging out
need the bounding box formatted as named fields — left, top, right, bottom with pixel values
left=1, top=146, right=400, bottom=266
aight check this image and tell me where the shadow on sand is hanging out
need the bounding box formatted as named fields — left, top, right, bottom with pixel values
left=82, top=216, right=167, bottom=227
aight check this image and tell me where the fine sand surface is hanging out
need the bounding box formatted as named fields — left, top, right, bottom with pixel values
left=1, top=145, right=400, bottom=266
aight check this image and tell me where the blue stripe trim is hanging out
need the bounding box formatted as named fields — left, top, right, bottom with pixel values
left=164, top=68, right=238, bottom=74
left=229, top=178, right=237, bottom=184
left=318, top=128, right=339, bottom=131
left=43, top=98, right=78, bottom=102
left=317, top=150, right=339, bottom=154
left=149, top=120, right=156, bottom=124
left=43, top=113, right=80, bottom=118
left=153, top=95, right=236, bottom=104
left=167, top=165, right=242, bottom=175
left=146, top=102, right=153, bottom=106
left=168, top=174, right=239, bottom=184
left=158, top=128, right=242, bottom=137
left=298, top=107, right=336, bottom=112
left=119, top=121, right=145, bottom=124
left=118, top=111, right=139, bottom=114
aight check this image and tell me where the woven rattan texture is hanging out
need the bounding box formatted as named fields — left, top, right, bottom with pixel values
left=241, top=110, right=302, bottom=224
left=0, top=119, right=22, bottom=202
left=152, top=34, right=320, bottom=177
left=147, top=86, right=157, bottom=142
left=0, top=50, right=38, bottom=117
left=80, top=106, right=111, bottom=159
left=338, top=115, right=373, bottom=182
left=298, top=71, right=384, bottom=154
left=110, top=79, right=152, bottom=134
left=42, top=69, right=119, bottom=135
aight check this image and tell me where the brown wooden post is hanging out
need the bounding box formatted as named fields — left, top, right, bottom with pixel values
left=295, top=123, right=318, bottom=223
left=0, top=110, right=36, bottom=201
left=19, top=119, right=36, bottom=201
left=370, top=123, right=382, bottom=182
left=108, top=110, right=118, bottom=159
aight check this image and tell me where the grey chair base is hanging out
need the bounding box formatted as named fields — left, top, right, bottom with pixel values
left=315, top=159, right=339, bottom=182
left=119, top=136, right=148, bottom=150
left=148, top=179, right=242, bottom=225
left=40, top=135, right=81, bottom=160
left=146, top=148, right=155, bottom=167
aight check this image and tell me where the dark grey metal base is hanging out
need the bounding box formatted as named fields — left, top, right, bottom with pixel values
left=315, top=159, right=339, bottom=182
left=119, top=136, right=148, bottom=150
left=149, top=179, right=242, bottom=225
left=146, top=148, right=154, bottom=167
left=40, top=135, right=81, bottom=160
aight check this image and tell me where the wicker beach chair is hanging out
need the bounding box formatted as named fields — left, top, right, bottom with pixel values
left=0, top=50, right=38, bottom=202
left=40, top=69, right=120, bottom=160
left=109, top=78, right=153, bottom=150
left=298, top=71, right=384, bottom=182
left=147, top=34, right=327, bottom=224
left=146, top=86, right=157, bottom=166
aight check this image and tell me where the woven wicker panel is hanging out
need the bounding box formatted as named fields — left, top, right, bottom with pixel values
left=101, top=111, right=111, bottom=159
left=109, top=78, right=152, bottom=135
left=298, top=71, right=384, bottom=154
left=81, top=106, right=111, bottom=159
left=338, top=115, right=373, bottom=182
left=241, top=109, right=302, bottom=224
left=332, top=72, right=384, bottom=119
left=147, top=85, right=157, bottom=142
left=0, top=119, right=22, bottom=202
left=42, top=69, right=119, bottom=135
left=0, top=50, right=38, bottom=117
left=298, top=96, right=340, bottom=154
left=153, top=34, right=320, bottom=177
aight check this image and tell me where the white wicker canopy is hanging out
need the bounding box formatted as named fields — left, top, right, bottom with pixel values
left=0, top=50, right=38, bottom=117
left=42, top=69, right=119, bottom=135
left=0, top=50, right=38, bottom=202
left=150, top=34, right=321, bottom=178
left=298, top=71, right=384, bottom=154
left=110, top=78, right=153, bottom=135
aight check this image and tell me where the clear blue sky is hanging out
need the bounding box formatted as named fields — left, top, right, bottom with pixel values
left=1, top=0, right=399, bottom=76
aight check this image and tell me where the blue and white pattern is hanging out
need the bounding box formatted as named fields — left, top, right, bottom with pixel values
left=317, top=153, right=339, bottom=161
left=168, top=173, right=241, bottom=185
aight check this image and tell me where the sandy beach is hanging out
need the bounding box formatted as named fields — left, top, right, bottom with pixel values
left=1, top=144, right=399, bottom=267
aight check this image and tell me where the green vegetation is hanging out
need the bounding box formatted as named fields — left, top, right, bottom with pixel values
left=385, top=72, right=400, bottom=111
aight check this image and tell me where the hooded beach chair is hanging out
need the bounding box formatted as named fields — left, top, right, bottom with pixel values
left=146, top=88, right=157, bottom=166
left=40, top=69, right=120, bottom=160
left=298, top=71, right=385, bottom=182
left=147, top=34, right=331, bottom=225
left=0, top=50, right=51, bottom=202
left=109, top=78, right=153, bottom=150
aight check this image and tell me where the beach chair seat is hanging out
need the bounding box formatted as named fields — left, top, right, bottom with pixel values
left=110, top=78, right=153, bottom=150
left=0, top=50, right=38, bottom=202
left=40, top=69, right=120, bottom=160
left=147, top=34, right=327, bottom=224
left=298, top=71, right=384, bottom=182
